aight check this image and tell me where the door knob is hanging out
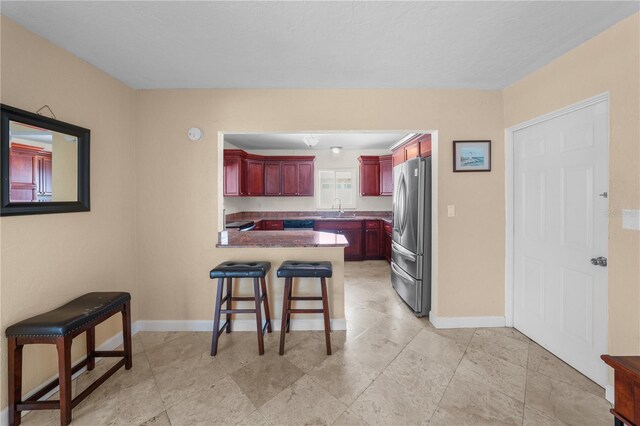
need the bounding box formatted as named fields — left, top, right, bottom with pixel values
left=590, top=257, right=607, bottom=267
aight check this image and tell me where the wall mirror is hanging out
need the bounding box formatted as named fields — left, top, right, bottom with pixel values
left=1, top=104, right=90, bottom=216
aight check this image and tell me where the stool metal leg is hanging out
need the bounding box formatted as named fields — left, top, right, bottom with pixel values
left=8, top=337, right=23, bottom=426
left=260, top=277, right=272, bottom=333
left=279, top=277, right=291, bottom=355
left=226, top=277, right=233, bottom=334
left=56, top=336, right=72, bottom=426
left=320, top=277, right=332, bottom=355
left=253, top=278, right=265, bottom=355
left=211, top=277, right=225, bottom=356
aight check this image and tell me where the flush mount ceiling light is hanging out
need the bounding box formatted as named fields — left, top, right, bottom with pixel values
left=330, top=146, right=342, bottom=154
left=302, top=135, right=319, bottom=148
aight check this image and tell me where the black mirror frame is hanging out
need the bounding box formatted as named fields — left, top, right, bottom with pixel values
left=1, top=104, right=90, bottom=216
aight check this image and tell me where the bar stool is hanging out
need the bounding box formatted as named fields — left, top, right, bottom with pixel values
left=277, top=261, right=333, bottom=355
left=209, top=261, right=272, bottom=356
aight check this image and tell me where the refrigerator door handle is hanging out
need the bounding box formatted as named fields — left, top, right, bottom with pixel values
left=391, top=241, right=417, bottom=262
left=391, top=262, right=415, bottom=282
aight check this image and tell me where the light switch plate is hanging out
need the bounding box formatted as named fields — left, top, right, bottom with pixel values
left=622, top=209, right=640, bottom=231
left=447, top=205, right=456, bottom=217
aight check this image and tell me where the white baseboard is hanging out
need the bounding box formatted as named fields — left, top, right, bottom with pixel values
left=0, top=322, right=142, bottom=426
left=605, top=384, right=615, bottom=404
left=429, top=311, right=506, bottom=329
left=137, top=318, right=347, bottom=332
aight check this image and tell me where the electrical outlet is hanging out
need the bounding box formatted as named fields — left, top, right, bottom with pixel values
left=447, top=205, right=456, bottom=217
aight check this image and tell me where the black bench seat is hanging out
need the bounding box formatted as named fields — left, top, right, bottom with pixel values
left=6, top=292, right=133, bottom=426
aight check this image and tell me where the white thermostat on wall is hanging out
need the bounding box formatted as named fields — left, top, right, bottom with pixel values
left=187, top=127, right=203, bottom=141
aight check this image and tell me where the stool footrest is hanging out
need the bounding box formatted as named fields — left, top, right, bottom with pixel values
left=290, top=296, right=323, bottom=301
left=230, top=296, right=255, bottom=301
left=216, top=320, right=230, bottom=337
left=18, top=400, right=59, bottom=411
left=93, top=350, right=126, bottom=358
left=289, top=309, right=324, bottom=314
left=220, top=308, right=256, bottom=314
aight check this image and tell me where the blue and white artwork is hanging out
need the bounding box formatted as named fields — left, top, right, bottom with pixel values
left=460, top=147, right=485, bottom=167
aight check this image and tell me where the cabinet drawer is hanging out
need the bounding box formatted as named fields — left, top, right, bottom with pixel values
left=365, top=220, right=380, bottom=229
left=383, top=222, right=393, bottom=234
left=263, top=220, right=284, bottom=230
left=315, top=220, right=363, bottom=231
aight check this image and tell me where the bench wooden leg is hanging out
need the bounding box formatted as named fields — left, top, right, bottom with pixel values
left=320, top=277, right=332, bottom=355
left=56, top=336, right=72, bottom=426
left=286, top=281, right=293, bottom=333
left=122, top=301, right=133, bottom=370
left=86, top=327, right=96, bottom=371
left=279, top=277, right=291, bottom=355
left=211, top=278, right=224, bottom=356
left=253, top=278, right=265, bottom=355
left=260, top=277, right=272, bottom=333
left=8, top=337, right=23, bottom=426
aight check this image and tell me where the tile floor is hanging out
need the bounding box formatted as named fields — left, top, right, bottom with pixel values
left=22, top=261, right=612, bottom=425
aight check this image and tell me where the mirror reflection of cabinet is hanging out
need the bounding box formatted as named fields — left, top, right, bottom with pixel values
left=1, top=104, right=90, bottom=216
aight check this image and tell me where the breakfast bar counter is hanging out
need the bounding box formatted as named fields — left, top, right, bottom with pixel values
left=217, top=230, right=349, bottom=248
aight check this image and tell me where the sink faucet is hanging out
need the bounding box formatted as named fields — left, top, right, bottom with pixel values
left=332, top=198, right=343, bottom=216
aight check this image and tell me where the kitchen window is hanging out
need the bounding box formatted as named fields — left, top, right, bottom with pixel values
left=317, top=169, right=356, bottom=209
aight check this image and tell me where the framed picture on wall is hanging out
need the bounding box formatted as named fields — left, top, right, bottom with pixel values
left=453, top=140, right=491, bottom=172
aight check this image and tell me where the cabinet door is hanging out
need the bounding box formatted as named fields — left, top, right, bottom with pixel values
left=360, top=161, right=380, bottom=196
left=383, top=231, right=392, bottom=262
left=418, top=134, right=432, bottom=157
left=392, top=148, right=405, bottom=168
left=245, top=159, right=264, bottom=196
left=9, top=151, right=37, bottom=201
left=404, top=140, right=420, bottom=160
left=343, top=228, right=364, bottom=260
left=297, top=161, right=314, bottom=196
left=364, top=228, right=381, bottom=258
left=224, top=156, right=242, bottom=196
left=379, top=156, right=393, bottom=196
left=264, top=161, right=282, bottom=196
left=37, top=156, right=53, bottom=196
left=281, top=162, right=298, bottom=195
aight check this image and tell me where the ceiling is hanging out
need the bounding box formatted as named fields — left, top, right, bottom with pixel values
left=2, top=1, right=638, bottom=90
left=224, top=133, right=409, bottom=151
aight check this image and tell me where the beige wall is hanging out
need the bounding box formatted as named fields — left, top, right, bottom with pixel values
left=503, top=13, right=640, bottom=355
left=51, top=130, right=78, bottom=202
left=0, top=16, right=138, bottom=409
left=223, top=146, right=393, bottom=213
left=135, top=88, right=505, bottom=323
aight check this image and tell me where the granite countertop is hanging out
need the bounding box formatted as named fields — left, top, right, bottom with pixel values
left=226, top=211, right=392, bottom=225
left=217, top=230, right=349, bottom=248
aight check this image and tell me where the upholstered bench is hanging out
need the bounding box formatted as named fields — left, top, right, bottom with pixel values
left=5, top=292, right=132, bottom=426
left=277, top=261, right=333, bottom=355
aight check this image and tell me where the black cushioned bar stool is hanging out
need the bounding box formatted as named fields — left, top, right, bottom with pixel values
left=277, top=261, right=333, bottom=355
left=209, top=261, right=272, bottom=355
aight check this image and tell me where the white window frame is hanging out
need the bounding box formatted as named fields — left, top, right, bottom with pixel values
left=316, top=168, right=357, bottom=210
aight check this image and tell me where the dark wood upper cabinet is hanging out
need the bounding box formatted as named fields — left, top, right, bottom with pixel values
left=264, top=161, right=282, bottom=196
left=358, top=156, right=380, bottom=197
left=391, top=133, right=432, bottom=168
left=245, top=159, right=265, bottom=196
left=379, top=155, right=393, bottom=196
left=223, top=152, right=244, bottom=196
left=281, top=162, right=298, bottom=195
left=404, top=139, right=420, bottom=161
left=282, top=160, right=314, bottom=196
left=223, top=149, right=314, bottom=197
left=296, top=161, right=314, bottom=196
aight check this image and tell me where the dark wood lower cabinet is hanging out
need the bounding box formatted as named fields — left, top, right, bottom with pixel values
left=364, top=221, right=382, bottom=259
left=315, top=220, right=364, bottom=261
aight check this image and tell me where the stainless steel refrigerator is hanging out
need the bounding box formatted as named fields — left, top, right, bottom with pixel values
left=391, top=156, right=431, bottom=317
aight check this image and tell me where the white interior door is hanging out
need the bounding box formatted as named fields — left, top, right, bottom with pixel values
left=513, top=99, right=609, bottom=387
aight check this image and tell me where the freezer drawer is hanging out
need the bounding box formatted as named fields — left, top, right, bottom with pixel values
left=391, top=240, right=423, bottom=279
left=391, top=261, right=422, bottom=313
